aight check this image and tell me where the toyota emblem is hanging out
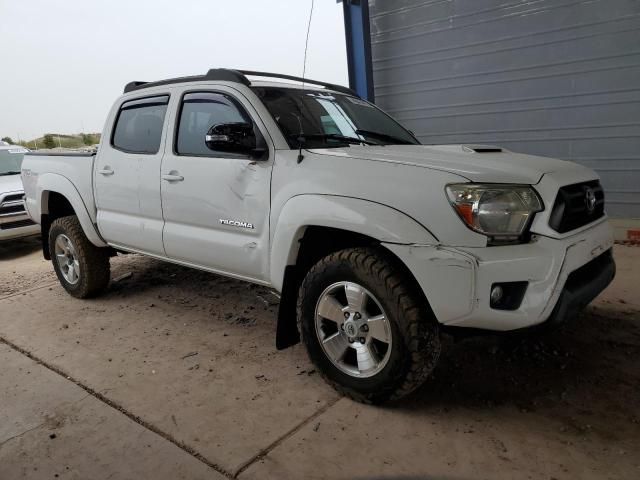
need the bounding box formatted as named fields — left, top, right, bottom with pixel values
left=584, top=187, right=596, bottom=214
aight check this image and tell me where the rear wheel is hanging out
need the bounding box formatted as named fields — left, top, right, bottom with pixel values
left=297, top=247, right=441, bottom=404
left=49, top=215, right=110, bottom=298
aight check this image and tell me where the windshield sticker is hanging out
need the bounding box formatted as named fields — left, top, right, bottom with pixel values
left=306, top=92, right=336, bottom=101
left=346, top=97, right=374, bottom=107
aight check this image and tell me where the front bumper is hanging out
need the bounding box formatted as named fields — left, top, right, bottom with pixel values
left=384, top=218, right=615, bottom=331
left=545, top=249, right=615, bottom=326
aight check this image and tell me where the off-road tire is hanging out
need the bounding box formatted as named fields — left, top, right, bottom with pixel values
left=297, top=247, right=441, bottom=404
left=49, top=215, right=110, bottom=298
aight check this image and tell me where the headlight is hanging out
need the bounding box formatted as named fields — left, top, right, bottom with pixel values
left=445, top=184, right=543, bottom=242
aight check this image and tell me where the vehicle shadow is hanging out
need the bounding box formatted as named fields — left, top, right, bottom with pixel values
left=399, top=305, right=640, bottom=437
left=103, top=254, right=277, bottom=313
left=0, top=236, right=41, bottom=261
left=106, top=253, right=263, bottom=295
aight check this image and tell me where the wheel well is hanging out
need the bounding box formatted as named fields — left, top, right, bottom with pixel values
left=294, top=226, right=429, bottom=307
left=276, top=226, right=431, bottom=350
left=41, top=191, right=76, bottom=259
left=294, top=226, right=379, bottom=275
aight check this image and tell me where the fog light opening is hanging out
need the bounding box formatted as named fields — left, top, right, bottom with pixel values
left=489, top=281, right=529, bottom=311
left=490, top=285, right=504, bottom=307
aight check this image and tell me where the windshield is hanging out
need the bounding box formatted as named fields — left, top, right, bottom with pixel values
left=252, top=87, right=419, bottom=149
left=0, top=149, right=26, bottom=176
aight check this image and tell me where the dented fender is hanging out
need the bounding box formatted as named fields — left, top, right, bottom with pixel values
left=269, top=195, right=437, bottom=291
left=382, top=243, right=477, bottom=324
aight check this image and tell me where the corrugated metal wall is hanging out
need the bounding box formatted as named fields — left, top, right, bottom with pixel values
left=369, top=0, right=640, bottom=218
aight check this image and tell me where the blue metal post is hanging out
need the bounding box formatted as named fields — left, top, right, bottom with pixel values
left=341, top=0, right=374, bottom=101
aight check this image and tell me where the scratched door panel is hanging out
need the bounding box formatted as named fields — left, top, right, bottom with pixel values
left=160, top=87, right=273, bottom=282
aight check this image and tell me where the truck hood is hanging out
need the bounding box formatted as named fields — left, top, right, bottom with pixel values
left=312, top=145, right=592, bottom=184
left=0, top=174, right=24, bottom=195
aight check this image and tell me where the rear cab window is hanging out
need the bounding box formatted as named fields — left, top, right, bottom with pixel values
left=112, top=95, right=169, bottom=154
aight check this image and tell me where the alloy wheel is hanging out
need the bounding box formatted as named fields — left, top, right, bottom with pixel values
left=314, top=281, right=392, bottom=378
left=54, top=234, right=81, bottom=285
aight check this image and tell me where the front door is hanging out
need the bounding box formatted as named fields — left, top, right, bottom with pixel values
left=94, top=94, right=169, bottom=255
left=160, top=88, right=273, bottom=282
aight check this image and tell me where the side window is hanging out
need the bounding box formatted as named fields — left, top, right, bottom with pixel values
left=112, top=95, right=169, bottom=154
left=176, top=92, right=252, bottom=156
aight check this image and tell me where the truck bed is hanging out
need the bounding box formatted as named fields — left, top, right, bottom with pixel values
left=22, top=151, right=98, bottom=225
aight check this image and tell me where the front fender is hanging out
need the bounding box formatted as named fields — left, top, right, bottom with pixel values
left=269, top=194, right=437, bottom=291
left=35, top=173, right=107, bottom=247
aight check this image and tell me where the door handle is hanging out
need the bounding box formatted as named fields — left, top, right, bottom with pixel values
left=98, top=167, right=114, bottom=176
left=162, top=173, right=184, bottom=182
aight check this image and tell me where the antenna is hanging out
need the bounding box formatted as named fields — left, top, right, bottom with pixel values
left=297, top=0, right=315, bottom=164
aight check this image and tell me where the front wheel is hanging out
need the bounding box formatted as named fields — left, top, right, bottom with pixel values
left=297, top=247, right=441, bottom=404
left=49, top=215, right=110, bottom=298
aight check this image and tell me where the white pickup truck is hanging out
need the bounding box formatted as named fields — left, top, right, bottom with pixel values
left=22, top=69, right=615, bottom=403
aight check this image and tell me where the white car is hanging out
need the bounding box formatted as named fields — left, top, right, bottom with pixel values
left=0, top=143, right=39, bottom=241
left=21, top=69, right=615, bottom=403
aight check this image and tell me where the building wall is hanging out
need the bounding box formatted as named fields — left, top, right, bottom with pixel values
left=368, top=0, right=640, bottom=219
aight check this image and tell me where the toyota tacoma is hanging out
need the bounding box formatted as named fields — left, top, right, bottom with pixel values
left=21, top=69, right=615, bottom=403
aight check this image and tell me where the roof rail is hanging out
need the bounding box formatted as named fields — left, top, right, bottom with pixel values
left=123, top=68, right=356, bottom=96
left=239, top=70, right=356, bottom=96
left=123, top=69, right=250, bottom=94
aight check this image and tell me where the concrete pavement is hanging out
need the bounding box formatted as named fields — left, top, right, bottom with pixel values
left=0, top=343, right=222, bottom=480
left=1, top=237, right=638, bottom=479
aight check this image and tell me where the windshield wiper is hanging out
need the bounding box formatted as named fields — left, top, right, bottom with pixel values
left=354, top=129, right=416, bottom=145
left=0, top=171, right=21, bottom=176
left=293, top=133, right=378, bottom=146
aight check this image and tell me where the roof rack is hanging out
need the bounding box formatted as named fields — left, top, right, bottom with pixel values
left=123, top=69, right=249, bottom=94
left=238, top=70, right=356, bottom=96
left=123, top=68, right=357, bottom=96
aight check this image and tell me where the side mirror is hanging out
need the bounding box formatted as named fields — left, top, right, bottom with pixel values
left=205, top=122, right=266, bottom=158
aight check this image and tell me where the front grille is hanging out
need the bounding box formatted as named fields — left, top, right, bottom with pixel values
left=0, top=218, right=35, bottom=230
left=2, top=194, right=24, bottom=203
left=0, top=192, right=26, bottom=216
left=549, top=180, right=604, bottom=233
left=0, top=204, right=25, bottom=215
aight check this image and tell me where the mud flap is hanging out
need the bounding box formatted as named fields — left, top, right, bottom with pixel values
left=276, top=266, right=301, bottom=350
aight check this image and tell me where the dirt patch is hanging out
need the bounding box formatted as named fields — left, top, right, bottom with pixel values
left=0, top=236, right=56, bottom=296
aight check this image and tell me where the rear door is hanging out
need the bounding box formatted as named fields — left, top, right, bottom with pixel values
left=160, top=87, right=273, bottom=282
left=94, top=94, right=169, bottom=255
